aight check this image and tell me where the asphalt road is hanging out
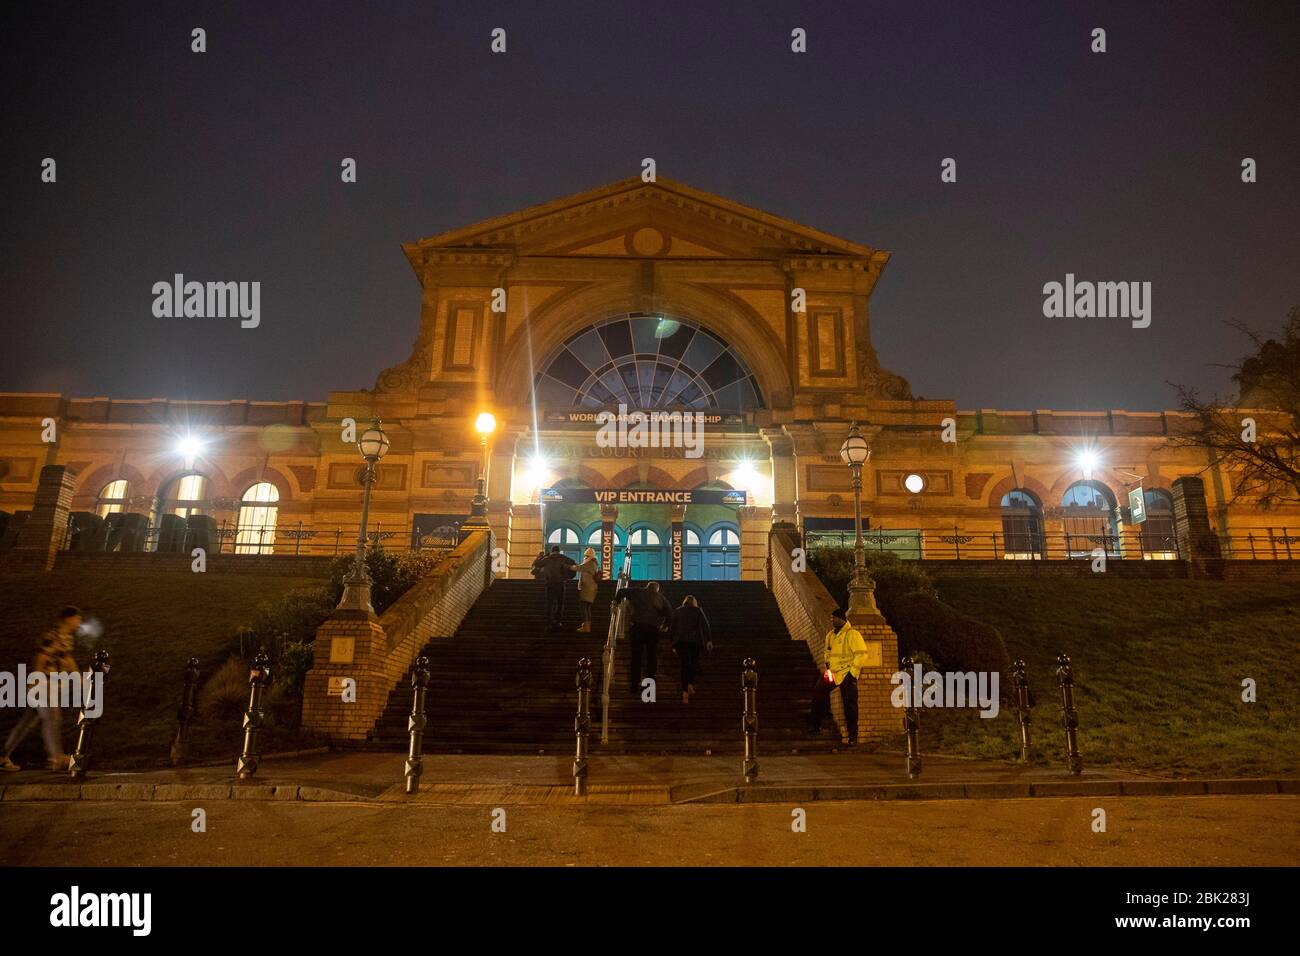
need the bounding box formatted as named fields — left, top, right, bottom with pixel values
left=1, top=795, right=1295, bottom=866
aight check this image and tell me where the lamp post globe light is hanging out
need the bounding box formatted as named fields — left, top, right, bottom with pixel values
left=463, top=412, right=497, bottom=531
left=839, top=421, right=882, bottom=620
left=338, top=417, right=389, bottom=612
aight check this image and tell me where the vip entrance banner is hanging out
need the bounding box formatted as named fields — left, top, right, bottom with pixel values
left=540, top=488, right=747, bottom=506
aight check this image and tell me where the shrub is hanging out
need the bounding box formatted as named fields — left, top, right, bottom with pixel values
left=326, top=547, right=445, bottom=615
left=198, top=656, right=251, bottom=723
left=808, top=546, right=1010, bottom=684
left=808, top=548, right=937, bottom=620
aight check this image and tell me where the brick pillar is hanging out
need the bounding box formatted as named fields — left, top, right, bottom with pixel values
left=509, top=504, right=543, bottom=579
left=13, top=465, right=78, bottom=570
left=300, top=609, right=390, bottom=739
left=848, top=617, right=901, bottom=742
left=669, top=504, right=684, bottom=581
left=1172, top=476, right=1224, bottom=577
left=736, top=506, right=770, bottom=581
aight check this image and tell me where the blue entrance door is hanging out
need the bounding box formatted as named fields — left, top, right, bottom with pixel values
left=628, top=526, right=667, bottom=581
left=703, top=524, right=741, bottom=580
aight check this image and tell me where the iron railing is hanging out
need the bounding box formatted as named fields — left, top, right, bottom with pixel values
left=803, top=526, right=1300, bottom=561
left=599, top=543, right=634, bottom=744
left=56, top=518, right=462, bottom=556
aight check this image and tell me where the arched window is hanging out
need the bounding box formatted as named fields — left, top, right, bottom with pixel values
left=1061, top=480, right=1120, bottom=555
left=533, top=313, right=764, bottom=411
left=1141, top=489, right=1176, bottom=558
left=161, top=473, right=208, bottom=519
left=1000, top=489, right=1043, bottom=559
left=96, top=479, right=129, bottom=518
left=547, top=526, right=580, bottom=545
left=685, top=528, right=700, bottom=546
left=629, top=527, right=661, bottom=545
left=707, top=527, right=739, bottom=546
left=236, top=482, right=279, bottom=554
left=586, top=526, right=624, bottom=546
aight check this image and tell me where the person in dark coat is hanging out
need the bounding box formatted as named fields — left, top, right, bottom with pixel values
left=532, top=546, right=577, bottom=630
left=613, top=581, right=673, bottom=694
left=670, top=595, right=712, bottom=703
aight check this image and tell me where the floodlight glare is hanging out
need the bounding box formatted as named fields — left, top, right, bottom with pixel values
left=904, top=473, right=925, bottom=494
left=1077, top=450, right=1099, bottom=480
left=176, top=435, right=204, bottom=459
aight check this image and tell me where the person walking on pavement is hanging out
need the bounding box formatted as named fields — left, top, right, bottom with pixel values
left=808, top=606, right=870, bottom=744
left=670, top=594, right=712, bottom=704
left=614, top=580, right=673, bottom=695
left=574, top=547, right=600, bottom=633
left=532, top=546, right=578, bottom=630
left=2, top=605, right=82, bottom=772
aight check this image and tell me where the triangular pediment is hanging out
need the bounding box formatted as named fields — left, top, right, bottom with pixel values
left=404, top=177, right=886, bottom=266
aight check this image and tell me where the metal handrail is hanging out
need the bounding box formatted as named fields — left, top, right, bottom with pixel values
left=599, top=544, right=634, bottom=744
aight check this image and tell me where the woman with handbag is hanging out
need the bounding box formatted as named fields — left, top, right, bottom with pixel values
left=670, top=595, right=712, bottom=704
left=574, top=547, right=600, bottom=633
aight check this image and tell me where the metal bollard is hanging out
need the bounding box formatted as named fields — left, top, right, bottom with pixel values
left=405, top=656, right=430, bottom=795
left=170, top=657, right=201, bottom=767
left=69, top=650, right=110, bottom=780
left=900, top=655, right=922, bottom=779
left=741, top=658, right=759, bottom=783
left=573, top=658, right=593, bottom=796
left=235, top=651, right=271, bottom=780
left=1011, top=658, right=1033, bottom=762
left=1056, top=653, right=1083, bottom=775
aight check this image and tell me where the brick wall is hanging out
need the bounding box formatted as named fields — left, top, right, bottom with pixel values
left=769, top=529, right=901, bottom=741
left=301, top=530, right=493, bottom=739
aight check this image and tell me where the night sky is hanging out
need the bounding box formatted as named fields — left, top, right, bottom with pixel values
left=3, top=1, right=1296, bottom=411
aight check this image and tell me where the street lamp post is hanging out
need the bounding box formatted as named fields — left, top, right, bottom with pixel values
left=337, top=418, right=390, bottom=612
left=840, top=421, right=882, bottom=620
left=464, top=412, right=496, bottom=531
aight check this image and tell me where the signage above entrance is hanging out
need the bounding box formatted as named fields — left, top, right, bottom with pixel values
left=544, top=409, right=747, bottom=428
left=541, top=488, right=747, bottom=506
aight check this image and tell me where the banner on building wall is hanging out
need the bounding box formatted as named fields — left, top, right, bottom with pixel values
left=1128, top=486, right=1146, bottom=524
left=541, top=488, right=747, bottom=506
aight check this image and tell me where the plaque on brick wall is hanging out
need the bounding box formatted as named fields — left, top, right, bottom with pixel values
left=329, top=637, right=355, bottom=664
left=861, top=642, right=883, bottom=668
left=327, top=677, right=350, bottom=697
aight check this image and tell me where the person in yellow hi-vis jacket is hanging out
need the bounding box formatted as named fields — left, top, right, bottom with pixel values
left=807, top=606, right=869, bottom=744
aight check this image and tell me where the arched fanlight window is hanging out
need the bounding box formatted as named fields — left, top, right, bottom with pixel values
left=707, top=527, right=739, bottom=546
left=235, top=482, right=279, bottom=554
left=587, top=527, right=624, bottom=546
left=547, top=526, right=580, bottom=544
left=685, top=528, right=701, bottom=545
left=533, top=313, right=764, bottom=410
left=629, top=527, right=661, bottom=545
left=96, top=479, right=129, bottom=518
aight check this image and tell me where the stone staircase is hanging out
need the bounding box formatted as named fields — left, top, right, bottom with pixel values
left=364, top=578, right=837, bottom=753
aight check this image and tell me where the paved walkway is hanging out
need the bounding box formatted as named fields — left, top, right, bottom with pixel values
left=3, top=749, right=1292, bottom=805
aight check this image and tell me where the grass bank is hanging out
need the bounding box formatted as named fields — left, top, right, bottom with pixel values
left=0, top=568, right=329, bottom=769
